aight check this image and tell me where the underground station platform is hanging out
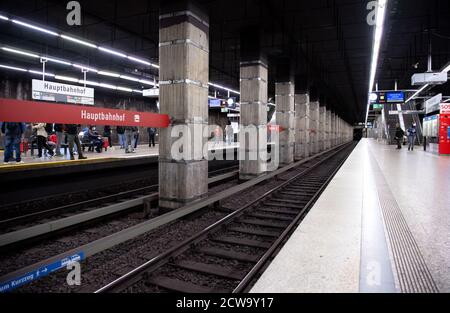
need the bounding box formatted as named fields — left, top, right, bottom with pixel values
left=0, top=0, right=450, bottom=308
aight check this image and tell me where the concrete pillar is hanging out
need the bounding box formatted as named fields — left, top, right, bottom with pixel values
left=309, top=101, right=320, bottom=154
left=275, top=81, right=295, bottom=165
left=239, top=29, right=267, bottom=180
left=158, top=2, right=209, bottom=209
left=294, top=93, right=310, bottom=160
left=331, top=113, right=336, bottom=147
left=319, top=106, right=326, bottom=151
left=325, top=110, right=331, bottom=150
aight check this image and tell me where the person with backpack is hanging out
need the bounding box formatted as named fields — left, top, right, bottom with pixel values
left=32, top=123, right=54, bottom=158
left=65, top=124, right=87, bottom=161
left=1, top=122, right=26, bottom=164
left=147, top=127, right=156, bottom=147
left=54, top=123, right=65, bottom=157
left=394, top=123, right=404, bottom=150
left=407, top=123, right=417, bottom=151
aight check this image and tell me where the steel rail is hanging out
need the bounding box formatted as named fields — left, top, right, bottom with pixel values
left=95, top=143, right=353, bottom=293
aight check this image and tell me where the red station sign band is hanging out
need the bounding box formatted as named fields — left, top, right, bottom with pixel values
left=0, top=98, right=170, bottom=128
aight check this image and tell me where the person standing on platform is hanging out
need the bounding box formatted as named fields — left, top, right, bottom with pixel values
left=225, top=121, right=234, bottom=145
left=407, top=123, right=417, bottom=151
left=32, top=123, right=54, bottom=158
left=1, top=122, right=26, bottom=164
left=116, top=126, right=125, bottom=149
left=134, top=128, right=140, bottom=150
left=54, top=123, right=64, bottom=157
left=124, top=126, right=137, bottom=153
left=103, top=125, right=112, bottom=148
left=65, top=124, right=87, bottom=160
left=394, top=123, right=404, bottom=150
left=148, top=127, right=156, bottom=148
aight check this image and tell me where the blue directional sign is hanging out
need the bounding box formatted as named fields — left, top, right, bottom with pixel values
left=0, top=252, right=85, bottom=293
left=386, top=91, right=405, bottom=103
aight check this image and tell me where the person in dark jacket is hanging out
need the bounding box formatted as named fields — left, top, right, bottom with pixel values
left=147, top=127, right=156, bottom=147
left=116, top=126, right=125, bottom=149
left=124, top=126, right=137, bottom=153
left=1, top=122, right=26, bottom=164
left=65, top=124, right=87, bottom=160
left=103, top=125, right=112, bottom=148
left=394, top=123, right=404, bottom=149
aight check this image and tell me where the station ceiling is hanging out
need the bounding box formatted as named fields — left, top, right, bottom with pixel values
left=0, top=0, right=449, bottom=124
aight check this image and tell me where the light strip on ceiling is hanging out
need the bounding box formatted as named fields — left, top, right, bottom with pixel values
left=12, top=19, right=59, bottom=36
left=404, top=84, right=429, bottom=104
left=0, top=63, right=144, bottom=95
left=1, top=11, right=239, bottom=95
left=0, top=15, right=9, bottom=21
left=365, top=0, right=388, bottom=126
left=1, top=44, right=155, bottom=86
left=2, top=47, right=39, bottom=58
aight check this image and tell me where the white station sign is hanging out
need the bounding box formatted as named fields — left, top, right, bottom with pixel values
left=32, top=79, right=95, bottom=105
left=143, top=88, right=159, bottom=98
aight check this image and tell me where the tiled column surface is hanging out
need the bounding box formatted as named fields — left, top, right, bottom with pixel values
left=158, top=6, right=209, bottom=209
left=309, top=101, right=320, bottom=154
left=325, top=110, right=331, bottom=150
left=239, top=60, right=268, bottom=179
left=294, top=94, right=310, bottom=160
left=276, top=82, right=295, bottom=165
left=319, top=106, right=326, bottom=152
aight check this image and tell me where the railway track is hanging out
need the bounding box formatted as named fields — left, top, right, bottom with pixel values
left=95, top=143, right=356, bottom=293
left=0, top=166, right=239, bottom=249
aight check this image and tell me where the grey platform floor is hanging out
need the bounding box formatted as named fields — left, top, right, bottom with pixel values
left=251, top=138, right=450, bottom=293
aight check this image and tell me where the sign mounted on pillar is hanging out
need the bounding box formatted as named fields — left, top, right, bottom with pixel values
left=32, top=79, right=94, bottom=105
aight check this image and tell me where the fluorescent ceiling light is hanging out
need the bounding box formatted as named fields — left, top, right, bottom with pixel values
left=120, top=75, right=141, bottom=82
left=127, top=56, right=152, bottom=66
left=365, top=0, right=388, bottom=126
left=2, top=47, right=39, bottom=58
left=79, top=80, right=100, bottom=87
left=29, top=70, right=55, bottom=77
left=208, top=82, right=240, bottom=95
left=150, top=63, right=160, bottom=69
left=139, top=79, right=155, bottom=86
left=443, top=64, right=450, bottom=73
left=405, top=84, right=429, bottom=104
left=117, top=86, right=133, bottom=92
left=73, top=64, right=98, bottom=73
left=100, top=83, right=117, bottom=90
left=0, top=15, right=9, bottom=21
left=61, top=35, right=97, bottom=48
left=55, top=75, right=79, bottom=83
left=133, top=89, right=143, bottom=94
left=98, top=71, right=120, bottom=78
left=44, top=57, right=72, bottom=66
left=0, top=64, right=27, bottom=72
left=99, top=47, right=127, bottom=58
left=12, top=19, right=59, bottom=36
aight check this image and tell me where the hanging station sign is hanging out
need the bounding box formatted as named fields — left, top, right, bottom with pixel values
left=32, top=79, right=95, bottom=105
left=143, top=88, right=159, bottom=98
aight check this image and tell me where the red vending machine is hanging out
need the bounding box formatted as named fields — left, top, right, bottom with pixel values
left=439, top=103, right=450, bottom=155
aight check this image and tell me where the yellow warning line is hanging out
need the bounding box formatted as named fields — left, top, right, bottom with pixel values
left=0, top=157, right=121, bottom=172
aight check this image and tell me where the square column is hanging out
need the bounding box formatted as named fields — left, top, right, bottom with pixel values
left=294, top=94, right=310, bottom=160
left=331, top=113, right=336, bottom=147
left=309, top=101, right=320, bottom=154
left=325, top=110, right=331, bottom=150
left=239, top=61, right=268, bottom=179
left=319, top=106, right=326, bottom=152
left=158, top=3, right=209, bottom=209
left=276, top=82, right=295, bottom=165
